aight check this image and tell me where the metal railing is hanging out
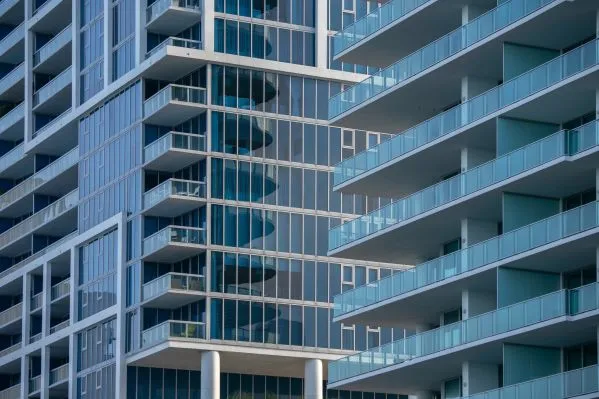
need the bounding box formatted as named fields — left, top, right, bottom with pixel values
left=0, top=190, right=78, bottom=251
left=146, top=36, right=202, bottom=58
left=0, top=342, right=20, bottom=357
left=32, top=107, right=72, bottom=138
left=0, top=384, right=20, bottom=399
left=29, top=332, right=41, bottom=343
left=30, top=292, right=42, bottom=310
left=144, top=132, right=206, bottom=163
left=33, top=24, right=72, bottom=66
left=144, top=179, right=206, bottom=210
left=32, top=66, right=72, bottom=107
left=147, top=0, right=200, bottom=23
left=0, top=143, right=23, bottom=174
left=51, top=278, right=70, bottom=300
left=143, top=272, right=205, bottom=300
left=142, top=320, right=205, bottom=348
left=0, top=102, right=24, bottom=136
left=0, top=63, right=24, bottom=95
left=143, top=226, right=206, bottom=256
left=0, top=303, right=21, bottom=327
left=49, top=363, right=68, bottom=385
left=144, top=84, right=206, bottom=118
left=49, top=319, right=69, bottom=334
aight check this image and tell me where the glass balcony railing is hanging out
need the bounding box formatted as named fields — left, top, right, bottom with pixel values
left=144, top=84, right=206, bottom=118
left=0, top=22, right=24, bottom=55
left=142, top=320, right=205, bottom=348
left=330, top=0, right=559, bottom=120
left=143, top=226, right=206, bottom=256
left=147, top=0, right=200, bottom=23
left=51, top=278, right=70, bottom=300
left=462, top=365, right=599, bottom=399
left=334, top=201, right=599, bottom=318
left=0, top=190, right=78, bottom=251
left=49, top=319, right=69, bottom=334
left=331, top=285, right=598, bottom=383
left=32, top=107, right=72, bottom=138
left=30, top=292, right=42, bottom=310
left=144, top=132, right=206, bottom=163
left=146, top=37, right=202, bottom=58
left=0, top=384, right=20, bottom=399
left=49, top=363, right=68, bottom=385
left=32, top=66, right=72, bottom=107
left=33, top=24, right=72, bottom=67
left=330, top=120, right=599, bottom=251
left=0, top=146, right=78, bottom=213
left=0, top=143, right=22, bottom=174
left=0, top=342, right=20, bottom=358
left=143, top=272, right=205, bottom=300
left=29, top=376, right=40, bottom=393
left=144, top=178, right=206, bottom=210
left=0, top=102, right=24, bottom=136
left=0, top=303, right=21, bottom=327
left=0, top=63, right=23, bottom=95
left=0, top=0, right=21, bottom=17
left=332, top=38, right=599, bottom=188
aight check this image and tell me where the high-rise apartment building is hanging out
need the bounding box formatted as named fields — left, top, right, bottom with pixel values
left=326, top=0, right=599, bottom=398
left=0, top=0, right=412, bottom=398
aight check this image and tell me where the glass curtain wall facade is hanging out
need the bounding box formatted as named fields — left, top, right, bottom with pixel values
left=0, top=0, right=409, bottom=398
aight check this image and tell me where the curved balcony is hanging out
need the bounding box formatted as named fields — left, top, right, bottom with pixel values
left=234, top=69, right=278, bottom=106
left=217, top=255, right=276, bottom=296
left=0, top=63, right=23, bottom=101
left=0, top=102, right=24, bottom=140
left=330, top=284, right=597, bottom=386
left=143, top=179, right=206, bottom=217
left=143, top=84, right=207, bottom=126
left=142, top=272, right=205, bottom=308
left=333, top=38, right=599, bottom=193
left=144, top=132, right=206, bottom=172
left=32, top=66, right=72, bottom=113
left=33, top=24, right=72, bottom=74
left=142, top=226, right=206, bottom=262
left=329, top=120, right=599, bottom=256
left=0, top=22, right=24, bottom=63
left=333, top=201, right=599, bottom=324
left=146, top=0, right=201, bottom=36
left=141, top=320, right=205, bottom=348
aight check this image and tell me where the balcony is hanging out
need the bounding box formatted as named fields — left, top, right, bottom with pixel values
left=30, top=0, right=72, bottom=33
left=142, top=320, right=205, bottom=349
left=32, top=66, right=72, bottom=113
left=329, top=120, right=599, bottom=259
left=144, top=132, right=206, bottom=171
left=0, top=342, right=19, bottom=358
left=144, top=84, right=206, bottom=126
left=142, top=273, right=206, bottom=308
left=0, top=103, right=24, bottom=140
left=0, top=303, right=21, bottom=332
left=0, top=0, right=23, bottom=25
left=49, top=319, right=69, bottom=334
left=50, top=278, right=69, bottom=302
left=0, top=384, right=20, bottom=399
left=0, top=146, right=78, bottom=217
left=143, top=37, right=204, bottom=81
left=0, top=190, right=78, bottom=256
left=142, top=226, right=206, bottom=262
left=0, top=23, right=24, bottom=63
left=333, top=201, right=599, bottom=327
left=143, top=179, right=206, bottom=217
left=29, top=375, right=40, bottom=394
left=31, top=292, right=42, bottom=312
left=33, top=24, right=72, bottom=74
left=333, top=38, right=599, bottom=195
left=48, top=363, right=68, bottom=387
left=146, top=0, right=201, bottom=36
left=0, top=143, right=24, bottom=177
left=0, top=63, right=23, bottom=101
left=329, top=284, right=598, bottom=390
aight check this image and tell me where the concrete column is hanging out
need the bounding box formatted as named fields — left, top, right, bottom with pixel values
left=201, top=351, right=220, bottom=399
left=67, top=248, right=77, bottom=399
left=134, top=0, right=147, bottom=64
left=41, top=263, right=51, bottom=338
left=23, top=20, right=34, bottom=142
left=115, top=219, right=127, bottom=399
left=461, top=361, right=499, bottom=396
left=72, top=0, right=80, bottom=107
left=22, top=274, right=31, bottom=346
left=315, top=0, right=328, bottom=69
left=40, top=346, right=49, bottom=399
left=202, top=0, right=215, bottom=52
left=304, top=359, right=323, bottom=399
left=103, top=0, right=113, bottom=86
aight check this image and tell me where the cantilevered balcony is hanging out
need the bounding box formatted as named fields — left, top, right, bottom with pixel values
left=143, top=84, right=207, bottom=126
left=0, top=189, right=78, bottom=256
left=142, top=273, right=205, bottom=308
left=0, top=22, right=24, bottom=63
left=142, top=320, right=205, bottom=349
left=0, top=146, right=78, bottom=217
left=333, top=201, right=599, bottom=327
left=0, top=384, right=20, bottom=399
left=0, top=143, right=24, bottom=176
left=0, top=0, right=23, bottom=25
left=50, top=278, right=69, bottom=302
left=143, top=179, right=206, bottom=217
left=0, top=63, right=23, bottom=101
left=0, top=103, right=24, bottom=141
left=329, top=0, right=597, bottom=130
left=48, top=363, right=68, bottom=388
left=144, top=37, right=205, bottom=81
left=333, top=38, right=599, bottom=195
left=146, top=0, right=201, bottom=36
left=329, top=284, right=599, bottom=390
left=32, top=24, right=72, bottom=74
left=0, top=303, right=21, bottom=333
left=329, top=120, right=599, bottom=260
left=30, top=0, right=72, bottom=32
left=142, top=226, right=206, bottom=262
left=32, top=66, right=72, bottom=114
left=144, top=132, right=206, bottom=171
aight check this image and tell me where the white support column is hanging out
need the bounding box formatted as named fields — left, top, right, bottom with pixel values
left=315, top=0, right=329, bottom=70
left=304, top=359, right=323, bottom=399
left=40, top=346, right=49, bottom=399
left=201, top=351, right=220, bottom=399
left=22, top=274, right=31, bottom=347
left=72, top=0, right=80, bottom=107
left=135, top=0, right=148, bottom=64
left=202, top=0, right=215, bottom=53
left=20, top=353, right=28, bottom=398
left=67, top=247, right=78, bottom=399
left=103, top=0, right=113, bottom=86
left=23, top=16, right=34, bottom=142
left=115, top=218, right=127, bottom=399
left=41, top=263, right=51, bottom=338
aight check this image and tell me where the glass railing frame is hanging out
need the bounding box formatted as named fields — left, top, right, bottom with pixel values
left=143, top=84, right=207, bottom=118
left=146, top=0, right=201, bottom=24
left=0, top=22, right=24, bottom=54
left=141, top=320, right=206, bottom=348
left=144, top=131, right=206, bottom=163
left=33, top=24, right=72, bottom=67
left=0, top=102, right=24, bottom=136
left=146, top=36, right=202, bottom=58
left=142, top=272, right=206, bottom=301
left=143, top=225, right=206, bottom=256
left=49, top=319, right=69, bottom=334
left=143, top=178, right=206, bottom=210
left=0, top=302, right=21, bottom=327
left=0, top=62, right=24, bottom=95
left=51, top=278, right=70, bottom=301
left=32, top=65, right=72, bottom=107
left=49, top=363, right=69, bottom=385
left=0, top=383, right=20, bottom=399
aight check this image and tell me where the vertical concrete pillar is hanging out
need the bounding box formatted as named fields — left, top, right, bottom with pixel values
left=315, top=0, right=328, bottom=69
left=201, top=351, right=220, bottom=399
left=41, top=263, right=50, bottom=338
left=203, top=0, right=215, bottom=53
left=72, top=0, right=80, bottom=107
left=304, top=359, right=323, bottom=399
left=103, top=0, right=113, bottom=86
left=134, top=0, right=147, bottom=64
left=23, top=8, right=34, bottom=142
